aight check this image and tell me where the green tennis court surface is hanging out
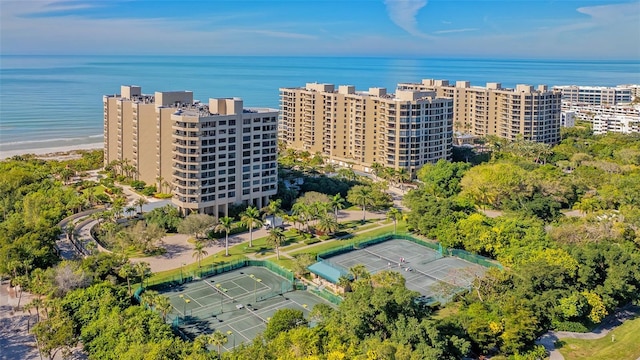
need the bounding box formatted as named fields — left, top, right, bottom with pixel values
left=314, top=239, right=488, bottom=303
left=158, top=266, right=334, bottom=351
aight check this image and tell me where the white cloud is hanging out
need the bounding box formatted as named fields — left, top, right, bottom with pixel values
left=383, top=0, right=432, bottom=38
left=577, top=1, right=640, bottom=22
left=434, top=28, right=478, bottom=35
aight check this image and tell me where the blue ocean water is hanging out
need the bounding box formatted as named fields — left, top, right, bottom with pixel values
left=1, top=55, right=639, bottom=152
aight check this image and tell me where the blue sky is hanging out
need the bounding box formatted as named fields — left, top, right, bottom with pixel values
left=1, top=0, right=639, bottom=59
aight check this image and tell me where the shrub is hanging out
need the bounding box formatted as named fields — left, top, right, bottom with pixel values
left=141, top=185, right=157, bottom=196
left=130, top=180, right=146, bottom=190
left=304, top=237, right=321, bottom=245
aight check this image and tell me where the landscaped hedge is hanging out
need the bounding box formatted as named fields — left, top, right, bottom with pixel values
left=208, top=223, right=249, bottom=239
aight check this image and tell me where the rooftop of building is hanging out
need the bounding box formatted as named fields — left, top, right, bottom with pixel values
left=553, top=85, right=636, bottom=90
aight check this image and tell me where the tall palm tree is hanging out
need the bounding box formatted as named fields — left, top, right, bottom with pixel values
left=291, top=202, right=311, bottom=232
left=26, top=298, right=44, bottom=323
left=192, top=240, right=208, bottom=268
left=214, top=216, right=234, bottom=257
left=118, top=262, right=136, bottom=296
left=330, top=193, right=346, bottom=221
left=154, top=295, right=173, bottom=322
left=386, top=207, right=402, bottom=234
left=347, top=185, right=374, bottom=223
left=155, top=176, right=164, bottom=193
left=240, top=206, right=262, bottom=248
left=262, top=199, right=282, bottom=228
left=134, top=262, right=152, bottom=289
left=208, top=331, right=228, bottom=357
left=370, top=162, right=383, bottom=179
left=267, top=227, right=286, bottom=260
left=134, top=197, right=148, bottom=214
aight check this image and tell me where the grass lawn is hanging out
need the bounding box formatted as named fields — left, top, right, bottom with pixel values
left=557, top=317, right=640, bottom=360
left=82, top=184, right=107, bottom=196
left=288, top=222, right=405, bottom=257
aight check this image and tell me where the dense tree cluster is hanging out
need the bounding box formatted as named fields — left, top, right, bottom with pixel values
left=1, top=151, right=103, bottom=283
left=403, top=133, right=640, bottom=356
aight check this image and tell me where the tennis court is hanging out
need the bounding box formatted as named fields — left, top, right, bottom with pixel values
left=157, top=266, right=333, bottom=351
left=315, top=239, right=487, bottom=302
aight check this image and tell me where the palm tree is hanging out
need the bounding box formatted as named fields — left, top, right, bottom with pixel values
left=192, top=240, right=208, bottom=268
left=141, top=290, right=159, bottom=309
left=347, top=185, right=374, bottom=223
left=214, top=216, right=234, bottom=257
left=208, top=330, right=228, bottom=357
left=267, top=227, right=286, bottom=260
left=292, top=202, right=311, bottom=232
left=349, top=264, right=369, bottom=281
left=125, top=206, right=136, bottom=218
left=154, top=295, right=173, bottom=322
left=155, top=176, right=164, bottom=193
left=134, top=197, right=148, bottom=214
left=316, top=214, right=339, bottom=235
left=118, top=262, right=136, bottom=296
left=26, top=298, right=44, bottom=323
left=370, top=162, right=383, bottom=179
left=262, top=199, right=282, bottom=228
left=386, top=207, right=402, bottom=234
left=394, top=168, right=410, bottom=191
left=240, top=206, right=262, bottom=248
left=330, top=193, right=346, bottom=221
left=134, top=262, right=152, bottom=289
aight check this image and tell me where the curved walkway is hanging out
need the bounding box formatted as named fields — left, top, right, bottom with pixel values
left=72, top=209, right=386, bottom=273
left=536, top=304, right=640, bottom=360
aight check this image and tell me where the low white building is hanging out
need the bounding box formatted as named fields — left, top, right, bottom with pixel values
left=593, top=114, right=640, bottom=134
left=561, top=111, right=576, bottom=127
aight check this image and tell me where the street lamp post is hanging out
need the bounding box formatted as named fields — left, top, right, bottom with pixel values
left=180, top=263, right=185, bottom=283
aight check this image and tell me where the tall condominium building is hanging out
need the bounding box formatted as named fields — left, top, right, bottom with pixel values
left=104, top=86, right=278, bottom=215
left=552, top=85, right=633, bottom=106
left=279, top=83, right=453, bottom=175
left=397, top=79, right=562, bottom=144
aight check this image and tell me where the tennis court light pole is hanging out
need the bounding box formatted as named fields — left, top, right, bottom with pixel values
left=249, top=274, right=262, bottom=303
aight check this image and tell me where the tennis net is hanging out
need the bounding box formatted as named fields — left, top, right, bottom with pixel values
left=245, top=305, right=267, bottom=323
left=361, top=248, right=454, bottom=286
left=204, top=280, right=234, bottom=301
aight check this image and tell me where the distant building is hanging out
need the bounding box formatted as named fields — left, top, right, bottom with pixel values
left=279, top=83, right=453, bottom=175
left=553, top=85, right=633, bottom=106
left=398, top=79, right=562, bottom=144
left=561, top=111, right=576, bottom=127
left=104, top=86, right=278, bottom=215
left=571, top=104, right=640, bottom=134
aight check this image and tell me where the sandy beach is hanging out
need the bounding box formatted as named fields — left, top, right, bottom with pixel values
left=0, top=143, right=103, bottom=161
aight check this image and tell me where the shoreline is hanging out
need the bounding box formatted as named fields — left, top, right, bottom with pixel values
left=0, top=142, right=103, bottom=161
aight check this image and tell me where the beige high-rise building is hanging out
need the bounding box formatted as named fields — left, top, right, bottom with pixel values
left=397, top=79, right=562, bottom=144
left=104, top=86, right=278, bottom=215
left=279, top=83, right=453, bottom=175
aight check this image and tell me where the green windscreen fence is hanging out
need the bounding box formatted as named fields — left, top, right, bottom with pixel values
left=446, top=248, right=503, bottom=269
left=145, top=259, right=296, bottom=292
left=311, top=233, right=502, bottom=284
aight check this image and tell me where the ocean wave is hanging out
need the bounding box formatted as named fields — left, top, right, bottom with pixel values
left=0, top=135, right=103, bottom=147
